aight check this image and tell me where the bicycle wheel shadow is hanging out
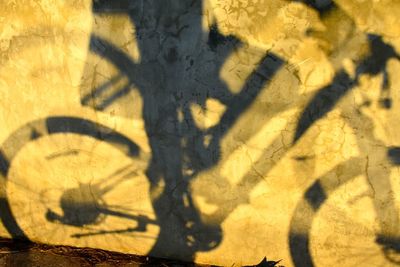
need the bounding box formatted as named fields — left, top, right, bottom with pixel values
left=78, top=0, right=285, bottom=262
left=289, top=1, right=400, bottom=267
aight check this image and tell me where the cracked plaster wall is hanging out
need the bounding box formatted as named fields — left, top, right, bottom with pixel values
left=1, top=0, right=400, bottom=266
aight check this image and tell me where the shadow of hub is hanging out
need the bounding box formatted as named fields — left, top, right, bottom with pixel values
left=46, top=183, right=106, bottom=227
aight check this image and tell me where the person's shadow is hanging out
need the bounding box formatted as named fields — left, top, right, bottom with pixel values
left=81, top=0, right=284, bottom=261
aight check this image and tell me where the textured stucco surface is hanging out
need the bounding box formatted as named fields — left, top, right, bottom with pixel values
left=1, top=0, right=400, bottom=266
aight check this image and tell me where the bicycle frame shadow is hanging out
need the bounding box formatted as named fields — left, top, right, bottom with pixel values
left=78, top=0, right=285, bottom=261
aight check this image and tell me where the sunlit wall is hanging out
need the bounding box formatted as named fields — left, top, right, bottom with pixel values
left=1, top=1, right=400, bottom=266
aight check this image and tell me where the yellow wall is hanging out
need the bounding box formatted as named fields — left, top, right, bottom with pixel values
left=1, top=1, right=400, bottom=266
